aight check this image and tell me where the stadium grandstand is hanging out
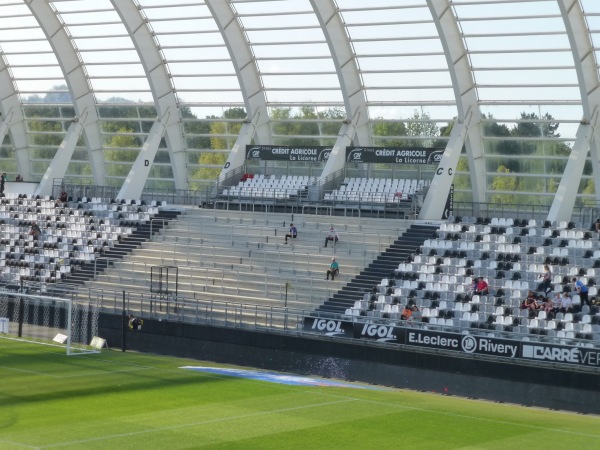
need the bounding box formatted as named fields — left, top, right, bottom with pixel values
left=2, top=0, right=600, bottom=414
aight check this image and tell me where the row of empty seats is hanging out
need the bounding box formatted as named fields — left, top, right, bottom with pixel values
left=325, top=178, right=430, bottom=204
left=223, top=175, right=314, bottom=199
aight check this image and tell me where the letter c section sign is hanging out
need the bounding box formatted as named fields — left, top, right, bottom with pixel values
left=436, top=167, right=453, bottom=176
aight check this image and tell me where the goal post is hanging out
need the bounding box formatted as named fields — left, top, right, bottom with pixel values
left=0, top=289, right=101, bottom=355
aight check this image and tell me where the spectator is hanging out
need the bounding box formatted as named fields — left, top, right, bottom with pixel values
left=559, top=292, right=573, bottom=313
left=284, top=223, right=297, bottom=244
left=15, top=174, right=23, bottom=182
left=401, top=304, right=419, bottom=321
left=551, top=292, right=562, bottom=315
left=59, top=190, right=68, bottom=204
left=474, top=277, right=488, bottom=295
left=128, top=314, right=143, bottom=331
left=595, top=219, right=600, bottom=233
left=541, top=295, right=553, bottom=314
left=537, top=264, right=552, bottom=293
left=400, top=305, right=412, bottom=320
left=29, top=221, right=41, bottom=240
left=410, top=304, right=422, bottom=321
left=324, top=226, right=339, bottom=248
left=466, top=277, right=477, bottom=295
left=325, top=257, right=339, bottom=281
left=521, top=290, right=538, bottom=312
left=0, top=172, right=5, bottom=194
left=572, top=277, right=592, bottom=308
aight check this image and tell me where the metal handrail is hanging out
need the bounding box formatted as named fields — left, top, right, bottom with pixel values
left=7, top=279, right=600, bottom=369
left=93, top=256, right=123, bottom=278
left=100, top=259, right=343, bottom=306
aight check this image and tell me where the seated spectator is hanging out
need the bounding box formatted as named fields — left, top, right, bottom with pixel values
left=15, top=174, right=23, bottom=182
left=325, top=257, right=339, bottom=281
left=559, top=292, right=573, bottom=313
left=595, top=219, right=600, bottom=233
left=466, top=277, right=477, bottom=295
left=410, top=304, right=422, bottom=321
left=550, top=292, right=562, bottom=316
left=540, top=295, right=553, bottom=314
left=59, top=190, right=68, bottom=203
left=29, top=221, right=41, bottom=240
left=401, top=304, right=419, bottom=321
left=521, top=291, right=538, bottom=312
left=284, top=223, right=297, bottom=244
left=324, top=226, right=339, bottom=248
left=474, top=277, right=488, bottom=295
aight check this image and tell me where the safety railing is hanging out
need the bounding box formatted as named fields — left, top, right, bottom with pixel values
left=104, top=260, right=346, bottom=307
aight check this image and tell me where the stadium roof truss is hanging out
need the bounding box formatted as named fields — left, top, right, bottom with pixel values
left=0, top=0, right=600, bottom=220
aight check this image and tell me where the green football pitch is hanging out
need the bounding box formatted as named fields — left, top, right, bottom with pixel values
left=1, top=339, right=598, bottom=449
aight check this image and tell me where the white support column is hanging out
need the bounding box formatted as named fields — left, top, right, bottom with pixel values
left=427, top=0, right=486, bottom=203
left=420, top=111, right=474, bottom=220
left=206, top=0, right=272, bottom=181
left=27, top=0, right=106, bottom=184
left=548, top=113, right=599, bottom=221
left=0, top=108, right=13, bottom=148
left=557, top=0, right=600, bottom=216
left=117, top=116, right=168, bottom=200
left=320, top=110, right=363, bottom=179
left=112, top=0, right=188, bottom=190
left=35, top=119, right=84, bottom=196
left=0, top=55, right=30, bottom=179
left=219, top=110, right=264, bottom=181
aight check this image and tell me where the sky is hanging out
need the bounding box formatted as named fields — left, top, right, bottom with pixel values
left=0, top=0, right=596, bottom=141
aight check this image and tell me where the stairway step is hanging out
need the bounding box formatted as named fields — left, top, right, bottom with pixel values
left=316, top=223, right=437, bottom=315
left=55, top=210, right=181, bottom=289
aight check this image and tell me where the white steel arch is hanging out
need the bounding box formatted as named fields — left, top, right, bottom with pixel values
left=0, top=50, right=30, bottom=179
left=420, top=0, right=485, bottom=220
left=310, top=0, right=369, bottom=145
left=206, top=0, right=271, bottom=181
left=0, top=1, right=596, bottom=213
left=26, top=0, right=106, bottom=193
left=549, top=0, right=600, bottom=221
left=310, top=0, right=370, bottom=178
left=111, top=0, right=188, bottom=193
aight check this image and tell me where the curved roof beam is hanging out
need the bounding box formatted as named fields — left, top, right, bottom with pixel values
left=0, top=50, right=30, bottom=178
left=111, top=0, right=187, bottom=190
left=26, top=0, right=106, bottom=185
left=309, top=0, right=370, bottom=146
left=420, top=0, right=485, bottom=219
left=206, top=0, right=271, bottom=180
left=549, top=0, right=600, bottom=221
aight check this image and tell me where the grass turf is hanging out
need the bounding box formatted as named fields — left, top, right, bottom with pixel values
left=0, top=339, right=598, bottom=449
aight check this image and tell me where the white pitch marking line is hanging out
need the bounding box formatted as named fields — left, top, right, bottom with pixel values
left=38, top=399, right=358, bottom=448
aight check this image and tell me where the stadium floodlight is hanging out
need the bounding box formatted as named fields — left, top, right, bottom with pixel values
left=0, top=289, right=101, bottom=355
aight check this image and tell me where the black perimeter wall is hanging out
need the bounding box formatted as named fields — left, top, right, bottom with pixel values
left=100, top=313, right=600, bottom=414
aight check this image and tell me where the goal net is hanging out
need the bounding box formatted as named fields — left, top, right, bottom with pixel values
left=0, top=289, right=101, bottom=355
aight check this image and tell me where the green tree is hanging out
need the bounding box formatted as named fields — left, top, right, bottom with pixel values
left=490, top=165, right=519, bottom=204
left=371, top=120, right=408, bottom=147
left=104, top=128, right=139, bottom=178
left=405, top=110, right=439, bottom=147
left=190, top=107, right=246, bottom=182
